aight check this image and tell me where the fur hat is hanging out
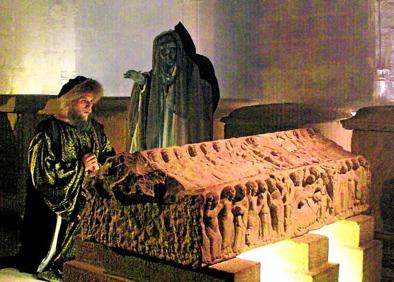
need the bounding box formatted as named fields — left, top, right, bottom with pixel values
left=39, top=76, right=103, bottom=115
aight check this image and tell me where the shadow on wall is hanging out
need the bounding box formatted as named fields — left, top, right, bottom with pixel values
left=0, top=113, right=17, bottom=194
left=381, top=179, right=394, bottom=233
left=213, top=1, right=263, bottom=100
left=0, top=111, right=43, bottom=257
left=212, top=0, right=374, bottom=109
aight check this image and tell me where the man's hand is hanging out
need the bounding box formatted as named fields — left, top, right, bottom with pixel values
left=82, top=153, right=99, bottom=173
left=123, top=69, right=146, bottom=84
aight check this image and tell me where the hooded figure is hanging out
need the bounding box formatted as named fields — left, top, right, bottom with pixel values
left=19, top=76, right=115, bottom=281
left=125, top=22, right=219, bottom=152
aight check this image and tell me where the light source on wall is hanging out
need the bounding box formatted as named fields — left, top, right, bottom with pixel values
left=377, top=69, right=391, bottom=99
left=376, top=0, right=394, bottom=101
left=376, top=68, right=394, bottom=101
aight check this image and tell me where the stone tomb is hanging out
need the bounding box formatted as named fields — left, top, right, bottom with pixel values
left=70, top=128, right=370, bottom=280
left=341, top=105, right=394, bottom=281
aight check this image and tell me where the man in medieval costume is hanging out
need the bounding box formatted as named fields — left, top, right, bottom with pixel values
left=124, top=22, right=220, bottom=152
left=19, top=76, right=115, bottom=281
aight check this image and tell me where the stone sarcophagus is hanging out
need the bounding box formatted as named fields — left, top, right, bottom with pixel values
left=80, top=128, right=370, bottom=268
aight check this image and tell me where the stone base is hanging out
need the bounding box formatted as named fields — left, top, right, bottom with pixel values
left=291, top=234, right=329, bottom=271
left=65, top=215, right=380, bottom=282
left=288, top=235, right=339, bottom=282
left=259, top=263, right=339, bottom=282
left=64, top=261, right=130, bottom=282
left=239, top=233, right=339, bottom=281
left=208, top=258, right=260, bottom=281
left=308, top=263, right=339, bottom=282
left=311, top=215, right=382, bottom=282
left=278, top=263, right=339, bottom=282
left=362, top=240, right=382, bottom=282
left=63, top=240, right=260, bottom=282
left=374, top=231, right=394, bottom=282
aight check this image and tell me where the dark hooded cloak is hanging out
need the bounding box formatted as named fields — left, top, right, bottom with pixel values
left=129, top=23, right=219, bottom=152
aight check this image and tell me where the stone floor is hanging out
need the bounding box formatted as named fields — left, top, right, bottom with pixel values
left=0, top=205, right=32, bottom=281
left=0, top=224, right=20, bottom=258
left=0, top=268, right=41, bottom=281
left=0, top=190, right=23, bottom=258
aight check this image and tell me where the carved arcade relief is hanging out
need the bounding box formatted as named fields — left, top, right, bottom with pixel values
left=80, top=128, right=370, bottom=267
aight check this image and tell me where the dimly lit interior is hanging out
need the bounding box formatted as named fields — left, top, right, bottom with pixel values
left=1, top=1, right=393, bottom=281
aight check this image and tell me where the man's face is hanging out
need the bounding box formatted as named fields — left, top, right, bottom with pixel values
left=70, top=92, right=94, bottom=121
left=159, top=41, right=177, bottom=68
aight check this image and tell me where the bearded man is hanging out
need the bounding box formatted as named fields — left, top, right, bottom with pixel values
left=19, top=76, right=115, bottom=281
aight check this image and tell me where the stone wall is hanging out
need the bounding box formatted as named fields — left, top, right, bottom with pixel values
left=0, top=1, right=207, bottom=96
left=213, top=0, right=375, bottom=107
left=0, top=1, right=376, bottom=110
left=377, top=0, right=394, bottom=70
left=0, top=1, right=78, bottom=94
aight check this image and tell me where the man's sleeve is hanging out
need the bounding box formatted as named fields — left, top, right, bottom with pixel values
left=100, top=132, right=116, bottom=163
left=28, top=130, right=85, bottom=218
left=95, top=122, right=116, bottom=164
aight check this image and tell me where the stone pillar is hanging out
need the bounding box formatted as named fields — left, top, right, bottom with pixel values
left=341, top=106, right=394, bottom=231
left=341, top=106, right=394, bottom=281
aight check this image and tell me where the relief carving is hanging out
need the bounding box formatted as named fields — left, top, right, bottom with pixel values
left=204, top=193, right=222, bottom=262
left=257, top=180, right=272, bottom=240
left=245, top=181, right=261, bottom=245
left=80, top=128, right=370, bottom=267
left=218, top=186, right=234, bottom=258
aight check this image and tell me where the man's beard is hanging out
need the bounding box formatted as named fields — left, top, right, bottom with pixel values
left=69, top=109, right=92, bottom=131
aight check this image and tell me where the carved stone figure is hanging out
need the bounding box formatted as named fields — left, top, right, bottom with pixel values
left=124, top=22, right=219, bottom=152
left=201, top=222, right=212, bottom=263
left=282, top=177, right=294, bottom=232
left=232, top=205, right=246, bottom=253
left=245, top=181, right=261, bottom=245
left=257, top=180, right=272, bottom=240
left=233, top=184, right=248, bottom=252
left=269, top=190, right=285, bottom=236
left=203, top=193, right=222, bottom=261
left=218, top=186, right=235, bottom=257
left=193, top=194, right=210, bottom=263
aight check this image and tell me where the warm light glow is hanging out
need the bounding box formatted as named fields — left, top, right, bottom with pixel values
left=237, top=240, right=314, bottom=281
left=376, top=69, right=394, bottom=100
left=313, top=121, right=352, bottom=151
left=310, top=220, right=364, bottom=282
left=0, top=1, right=78, bottom=95
left=11, top=55, right=75, bottom=94
left=237, top=219, right=365, bottom=281
left=310, top=220, right=360, bottom=247
left=378, top=80, right=387, bottom=98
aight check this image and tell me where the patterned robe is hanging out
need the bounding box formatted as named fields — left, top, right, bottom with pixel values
left=20, top=116, right=115, bottom=273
